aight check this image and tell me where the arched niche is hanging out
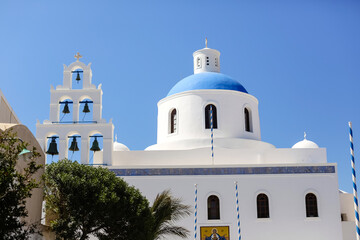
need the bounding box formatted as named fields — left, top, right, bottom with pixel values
left=71, top=67, right=84, bottom=90
left=78, top=96, right=93, bottom=122
left=66, top=131, right=81, bottom=163
left=88, top=131, right=103, bottom=165
left=45, top=133, right=60, bottom=163
left=61, top=62, right=95, bottom=90
left=58, top=96, right=73, bottom=123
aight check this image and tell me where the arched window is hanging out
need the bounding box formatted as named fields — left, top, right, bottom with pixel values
left=305, top=193, right=318, bottom=217
left=205, top=104, right=218, bottom=129
left=244, top=108, right=252, bottom=132
left=197, top=57, right=202, bottom=68
left=208, top=195, right=220, bottom=219
left=170, top=109, right=177, bottom=134
left=257, top=193, right=270, bottom=218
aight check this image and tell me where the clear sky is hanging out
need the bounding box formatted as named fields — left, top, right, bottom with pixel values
left=1, top=0, right=359, bottom=193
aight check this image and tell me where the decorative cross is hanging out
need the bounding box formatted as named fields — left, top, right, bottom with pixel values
left=304, top=132, right=307, bottom=139
left=74, top=52, right=82, bottom=62
left=205, top=38, right=208, bottom=48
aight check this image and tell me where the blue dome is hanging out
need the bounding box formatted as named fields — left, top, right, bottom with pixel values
left=167, top=72, right=248, bottom=96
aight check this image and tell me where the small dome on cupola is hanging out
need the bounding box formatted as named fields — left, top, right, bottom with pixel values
left=292, top=133, right=319, bottom=149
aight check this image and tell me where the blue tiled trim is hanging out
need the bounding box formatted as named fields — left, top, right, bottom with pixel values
left=110, top=166, right=335, bottom=177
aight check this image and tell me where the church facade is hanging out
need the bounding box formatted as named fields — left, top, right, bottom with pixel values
left=36, top=45, right=355, bottom=240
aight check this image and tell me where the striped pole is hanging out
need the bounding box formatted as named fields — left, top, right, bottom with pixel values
left=210, top=105, right=214, bottom=164
left=349, top=122, right=360, bottom=240
left=235, top=181, right=242, bottom=240
left=194, top=184, right=198, bottom=240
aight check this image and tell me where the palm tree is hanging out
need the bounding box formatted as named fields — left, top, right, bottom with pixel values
left=150, top=190, right=191, bottom=240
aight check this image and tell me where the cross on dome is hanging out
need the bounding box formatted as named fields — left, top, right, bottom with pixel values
left=205, top=38, right=208, bottom=48
left=304, top=132, right=307, bottom=139
left=74, top=52, right=82, bottom=62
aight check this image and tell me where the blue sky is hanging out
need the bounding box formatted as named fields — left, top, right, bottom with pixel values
left=1, top=0, right=359, bottom=193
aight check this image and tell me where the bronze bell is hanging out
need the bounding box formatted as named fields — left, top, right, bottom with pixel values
left=76, top=72, right=81, bottom=82
left=69, top=137, right=79, bottom=152
left=62, top=102, right=70, bottom=114
left=90, top=137, right=101, bottom=152
left=46, top=137, right=59, bottom=156
left=83, top=102, right=90, bottom=113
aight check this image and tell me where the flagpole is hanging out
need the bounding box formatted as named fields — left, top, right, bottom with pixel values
left=349, top=121, right=360, bottom=240
left=194, top=184, right=198, bottom=240
left=210, top=105, right=214, bottom=165
left=235, top=181, right=242, bottom=240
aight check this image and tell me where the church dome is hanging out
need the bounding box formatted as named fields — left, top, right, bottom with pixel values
left=292, top=139, right=319, bottom=149
left=113, top=141, right=130, bottom=151
left=167, top=72, right=248, bottom=96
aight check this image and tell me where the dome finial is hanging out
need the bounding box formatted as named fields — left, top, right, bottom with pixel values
left=205, top=37, right=208, bottom=48
left=115, top=134, right=118, bottom=142
left=304, top=132, right=307, bottom=139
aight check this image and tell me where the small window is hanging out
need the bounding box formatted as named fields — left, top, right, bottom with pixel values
left=206, top=56, right=209, bottom=66
left=205, top=104, right=217, bottom=129
left=215, top=58, right=218, bottom=67
left=170, top=109, right=177, bottom=134
left=305, top=193, right=318, bottom=217
left=197, top=57, right=202, bottom=68
left=257, top=193, right=270, bottom=218
left=208, top=195, right=220, bottom=219
left=244, top=108, right=252, bottom=132
left=341, top=213, right=347, bottom=221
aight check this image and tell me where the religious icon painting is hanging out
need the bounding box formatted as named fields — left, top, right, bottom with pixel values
left=200, top=226, right=229, bottom=240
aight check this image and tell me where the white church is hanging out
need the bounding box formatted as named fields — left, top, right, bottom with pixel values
left=36, top=44, right=356, bottom=240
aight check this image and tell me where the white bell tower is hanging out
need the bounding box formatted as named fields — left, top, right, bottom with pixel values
left=36, top=53, right=114, bottom=165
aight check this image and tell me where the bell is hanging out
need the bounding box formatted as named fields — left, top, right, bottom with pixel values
left=90, top=137, right=101, bottom=152
left=76, top=72, right=81, bottom=82
left=69, top=137, right=79, bottom=152
left=83, top=102, right=90, bottom=113
left=62, top=102, right=70, bottom=114
left=46, top=137, right=59, bottom=156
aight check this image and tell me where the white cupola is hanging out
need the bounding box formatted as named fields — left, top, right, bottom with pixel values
left=193, top=38, right=220, bottom=74
left=146, top=43, right=273, bottom=151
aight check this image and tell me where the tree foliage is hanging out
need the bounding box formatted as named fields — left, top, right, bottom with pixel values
left=44, top=159, right=191, bottom=240
left=43, top=159, right=152, bottom=240
left=0, top=130, right=42, bottom=239
left=150, top=190, right=191, bottom=240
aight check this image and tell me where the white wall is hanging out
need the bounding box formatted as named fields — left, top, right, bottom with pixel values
left=112, top=147, right=326, bottom=166
left=49, top=88, right=103, bottom=123
left=340, top=191, right=356, bottom=240
left=37, top=122, right=113, bottom=164
left=152, top=90, right=261, bottom=150
left=122, top=165, right=342, bottom=240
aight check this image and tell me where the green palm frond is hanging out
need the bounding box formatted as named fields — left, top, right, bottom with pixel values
left=150, top=190, right=191, bottom=239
